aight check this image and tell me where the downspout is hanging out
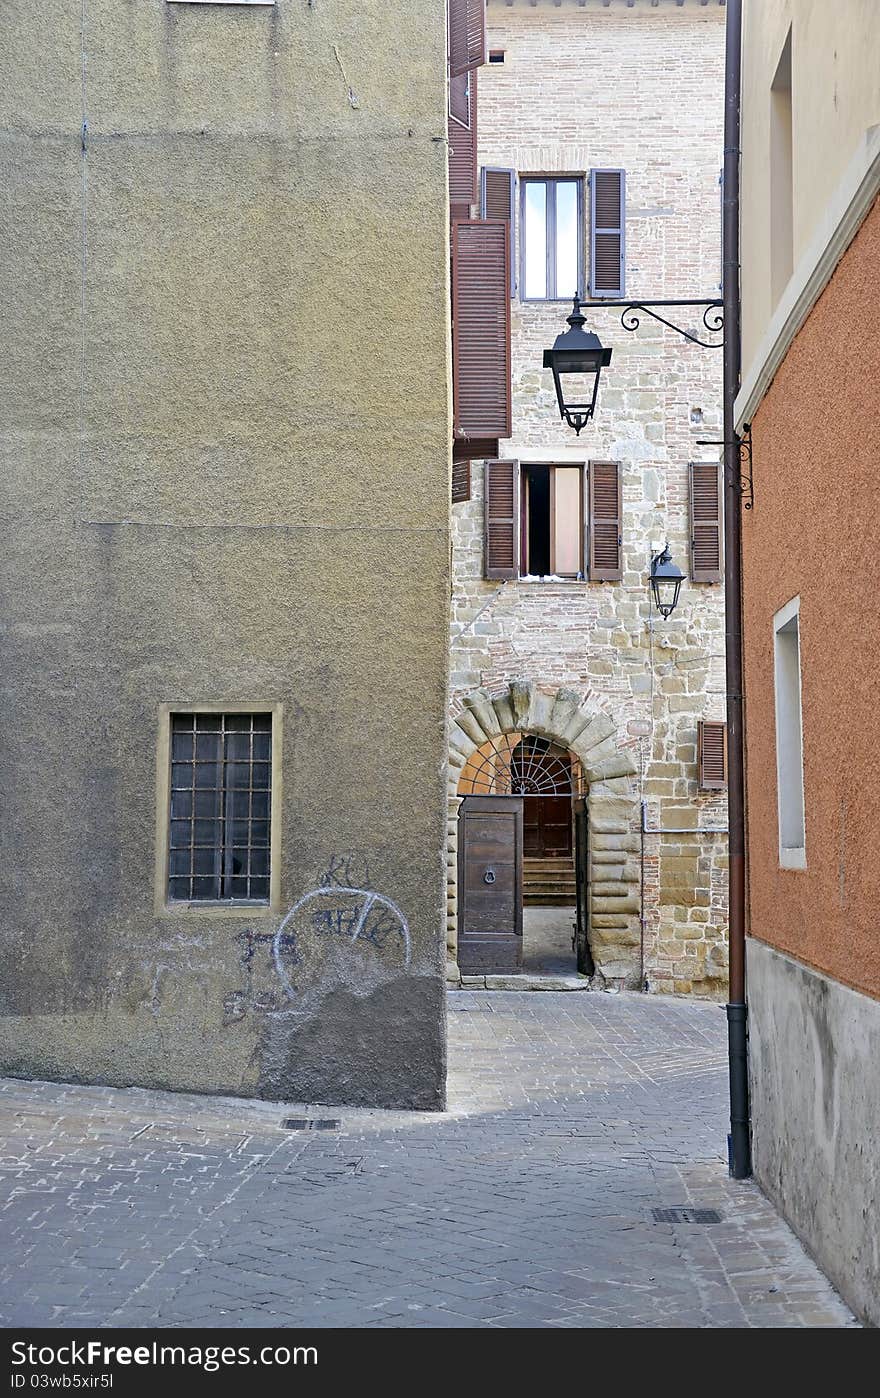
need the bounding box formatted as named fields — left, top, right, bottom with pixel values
left=723, top=0, right=752, bottom=1179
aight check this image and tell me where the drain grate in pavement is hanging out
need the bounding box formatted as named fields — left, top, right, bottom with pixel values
left=652, top=1207, right=723, bottom=1224
left=281, top=1118, right=341, bottom=1131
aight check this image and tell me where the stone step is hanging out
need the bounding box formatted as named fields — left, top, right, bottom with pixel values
left=523, top=894, right=577, bottom=907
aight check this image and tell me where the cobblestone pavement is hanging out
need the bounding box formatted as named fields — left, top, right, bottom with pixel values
left=0, top=993, right=858, bottom=1328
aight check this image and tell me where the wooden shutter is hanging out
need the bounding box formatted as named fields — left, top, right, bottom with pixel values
left=484, top=459, right=519, bottom=579
left=454, top=437, right=499, bottom=461
left=698, top=720, right=728, bottom=789
left=590, top=169, right=626, bottom=297
left=452, top=219, right=512, bottom=439
left=689, top=462, right=723, bottom=582
left=481, top=167, right=516, bottom=295
left=448, top=0, right=486, bottom=79
left=588, top=461, right=622, bottom=580
left=448, top=70, right=477, bottom=206
left=452, top=458, right=471, bottom=503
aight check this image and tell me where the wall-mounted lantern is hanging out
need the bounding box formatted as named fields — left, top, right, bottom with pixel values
left=542, top=299, right=612, bottom=435
left=649, top=543, right=685, bottom=619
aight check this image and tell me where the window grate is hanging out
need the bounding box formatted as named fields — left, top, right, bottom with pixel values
left=651, top=1207, right=723, bottom=1224
left=281, top=1119, right=341, bottom=1132
left=168, top=712, right=272, bottom=904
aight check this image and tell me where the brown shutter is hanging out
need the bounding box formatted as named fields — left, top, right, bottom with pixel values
left=452, top=218, right=512, bottom=439
left=588, top=461, right=622, bottom=580
left=448, top=70, right=477, bottom=206
left=689, top=461, right=723, bottom=582
left=698, top=720, right=728, bottom=789
left=590, top=169, right=626, bottom=298
left=454, top=437, right=499, bottom=462
left=484, top=459, right=519, bottom=579
left=481, top=167, right=516, bottom=295
left=448, top=0, right=486, bottom=79
left=452, top=458, right=471, bottom=503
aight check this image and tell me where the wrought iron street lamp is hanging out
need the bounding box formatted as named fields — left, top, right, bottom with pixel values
left=649, top=543, right=685, bottom=619
left=542, top=299, right=612, bottom=435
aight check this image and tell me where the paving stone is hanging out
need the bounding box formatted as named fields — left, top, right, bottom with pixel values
left=0, top=992, right=859, bottom=1329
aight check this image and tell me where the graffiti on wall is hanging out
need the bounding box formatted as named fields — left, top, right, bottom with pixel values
left=223, top=854, right=411, bottom=1021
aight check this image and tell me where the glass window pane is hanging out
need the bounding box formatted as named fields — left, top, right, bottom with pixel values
left=553, top=468, right=582, bottom=575
left=226, top=732, right=251, bottom=762
left=252, top=762, right=270, bottom=790
left=171, top=731, right=194, bottom=761
left=193, top=848, right=218, bottom=877
left=555, top=182, right=579, bottom=298
left=168, top=849, right=190, bottom=877
left=169, top=820, right=192, bottom=849
left=252, top=713, right=271, bottom=732
left=171, top=763, right=193, bottom=790
left=192, top=875, right=218, bottom=899
left=228, top=876, right=248, bottom=900
left=251, top=792, right=270, bottom=822
left=194, top=763, right=220, bottom=789
left=226, top=789, right=250, bottom=820
left=226, top=714, right=250, bottom=732
left=195, top=714, right=221, bottom=732
left=195, top=732, right=220, bottom=761
left=524, top=182, right=548, bottom=298
left=170, top=790, right=193, bottom=821
left=249, top=877, right=270, bottom=902
left=192, top=819, right=220, bottom=846
left=252, top=733, right=271, bottom=762
left=194, top=790, right=219, bottom=818
left=250, top=820, right=270, bottom=847
left=168, top=876, right=191, bottom=901
left=226, top=762, right=251, bottom=789
left=249, top=848, right=269, bottom=877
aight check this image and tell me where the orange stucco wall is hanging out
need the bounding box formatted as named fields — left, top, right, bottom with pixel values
left=742, top=194, right=880, bottom=1001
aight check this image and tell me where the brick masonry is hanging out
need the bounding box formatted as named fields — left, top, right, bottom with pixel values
left=448, top=2, right=729, bottom=996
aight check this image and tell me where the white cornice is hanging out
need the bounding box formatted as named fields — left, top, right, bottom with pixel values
left=736, top=124, right=880, bottom=431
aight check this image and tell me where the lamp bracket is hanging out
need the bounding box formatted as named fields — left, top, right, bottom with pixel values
left=573, top=297, right=724, bottom=350
left=696, top=424, right=753, bottom=510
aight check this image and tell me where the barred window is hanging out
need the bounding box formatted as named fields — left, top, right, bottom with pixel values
left=168, top=713, right=272, bottom=903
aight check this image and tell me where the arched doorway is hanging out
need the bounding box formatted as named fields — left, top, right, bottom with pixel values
left=457, top=733, right=588, bottom=976
left=446, top=681, right=640, bottom=986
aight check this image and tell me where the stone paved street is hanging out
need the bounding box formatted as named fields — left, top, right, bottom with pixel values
left=0, top=993, right=857, bottom=1328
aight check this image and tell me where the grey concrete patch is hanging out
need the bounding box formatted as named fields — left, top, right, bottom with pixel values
left=748, top=938, right=880, bottom=1327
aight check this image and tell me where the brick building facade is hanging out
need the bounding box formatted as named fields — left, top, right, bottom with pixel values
left=447, top=0, right=729, bottom=995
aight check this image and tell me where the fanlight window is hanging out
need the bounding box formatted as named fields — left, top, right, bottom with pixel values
left=458, top=733, right=585, bottom=798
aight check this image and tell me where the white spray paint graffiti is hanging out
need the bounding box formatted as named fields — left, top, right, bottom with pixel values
left=271, top=885, right=411, bottom=1003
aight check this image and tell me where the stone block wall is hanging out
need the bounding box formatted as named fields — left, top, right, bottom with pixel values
left=448, top=2, right=729, bottom=997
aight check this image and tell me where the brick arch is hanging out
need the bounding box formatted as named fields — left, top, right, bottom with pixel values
left=446, top=681, right=641, bottom=985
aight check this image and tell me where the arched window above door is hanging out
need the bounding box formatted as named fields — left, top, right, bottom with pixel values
left=458, top=733, right=585, bottom=798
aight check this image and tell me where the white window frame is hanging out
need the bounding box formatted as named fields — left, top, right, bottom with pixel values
left=773, top=596, right=806, bottom=869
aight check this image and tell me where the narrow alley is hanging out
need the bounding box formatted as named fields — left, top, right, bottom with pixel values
left=0, top=994, right=855, bottom=1329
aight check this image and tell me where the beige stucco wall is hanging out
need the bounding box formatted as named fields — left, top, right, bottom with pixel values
left=740, top=0, right=880, bottom=376
left=0, top=1, right=451, bottom=1107
left=449, top=3, right=729, bottom=996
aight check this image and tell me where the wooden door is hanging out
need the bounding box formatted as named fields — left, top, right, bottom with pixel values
left=514, top=739, right=573, bottom=858
left=458, top=796, right=523, bottom=973
left=573, top=798, right=594, bottom=975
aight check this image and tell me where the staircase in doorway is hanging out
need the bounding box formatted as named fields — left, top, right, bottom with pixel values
left=523, top=856, right=577, bottom=906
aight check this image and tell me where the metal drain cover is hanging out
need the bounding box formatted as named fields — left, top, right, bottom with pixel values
left=281, top=1118, right=341, bottom=1131
left=652, top=1207, right=723, bottom=1224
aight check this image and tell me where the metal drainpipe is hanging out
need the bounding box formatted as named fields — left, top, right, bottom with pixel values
left=723, top=0, right=752, bottom=1180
